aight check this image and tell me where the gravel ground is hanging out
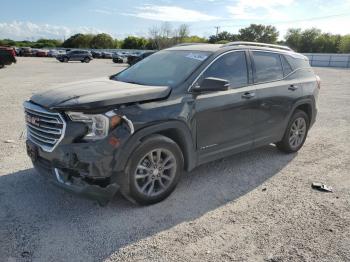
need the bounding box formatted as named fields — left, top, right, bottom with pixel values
left=0, top=57, right=349, bottom=262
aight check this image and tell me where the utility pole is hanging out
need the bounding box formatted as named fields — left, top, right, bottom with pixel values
left=214, top=26, right=220, bottom=37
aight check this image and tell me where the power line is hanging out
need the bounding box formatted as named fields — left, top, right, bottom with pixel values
left=192, top=12, right=350, bottom=30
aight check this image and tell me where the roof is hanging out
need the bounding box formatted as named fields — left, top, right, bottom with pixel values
left=165, top=42, right=301, bottom=57
left=166, top=44, right=223, bottom=52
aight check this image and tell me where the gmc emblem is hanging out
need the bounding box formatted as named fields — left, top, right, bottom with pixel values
left=26, top=115, right=40, bottom=126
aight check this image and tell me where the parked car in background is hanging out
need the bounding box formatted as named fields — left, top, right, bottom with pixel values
left=0, top=47, right=16, bottom=68
left=127, top=51, right=156, bottom=66
left=56, top=50, right=93, bottom=63
left=102, top=52, right=113, bottom=59
left=36, top=50, right=48, bottom=57
left=48, top=50, right=58, bottom=57
left=22, top=42, right=319, bottom=206
left=91, top=50, right=103, bottom=58
left=19, top=47, right=33, bottom=57
left=0, top=46, right=16, bottom=57
left=112, top=52, right=127, bottom=63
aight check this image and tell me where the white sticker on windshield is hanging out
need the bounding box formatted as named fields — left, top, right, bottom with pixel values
left=185, top=53, right=208, bottom=61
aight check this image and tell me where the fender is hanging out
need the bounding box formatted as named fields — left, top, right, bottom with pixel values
left=289, top=97, right=316, bottom=125
left=114, top=120, right=197, bottom=172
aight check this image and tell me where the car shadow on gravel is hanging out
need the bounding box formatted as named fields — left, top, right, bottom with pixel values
left=0, top=145, right=295, bottom=261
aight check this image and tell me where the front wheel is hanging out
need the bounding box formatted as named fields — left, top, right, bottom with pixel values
left=120, top=135, right=184, bottom=205
left=276, top=110, right=309, bottom=153
left=84, top=57, right=90, bottom=63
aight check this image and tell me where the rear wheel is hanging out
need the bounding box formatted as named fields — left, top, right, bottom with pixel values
left=84, top=57, right=90, bottom=63
left=63, top=57, right=69, bottom=62
left=276, top=110, right=309, bottom=153
left=120, top=135, right=184, bottom=205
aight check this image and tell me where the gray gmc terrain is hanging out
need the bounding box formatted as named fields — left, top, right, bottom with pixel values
left=24, top=42, right=320, bottom=205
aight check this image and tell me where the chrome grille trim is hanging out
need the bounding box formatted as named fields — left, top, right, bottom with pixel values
left=23, top=101, right=66, bottom=152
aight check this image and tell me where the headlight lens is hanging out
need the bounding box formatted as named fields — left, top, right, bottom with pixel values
left=67, top=112, right=112, bottom=140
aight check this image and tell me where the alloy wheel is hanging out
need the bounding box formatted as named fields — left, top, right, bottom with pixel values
left=289, top=117, right=307, bottom=149
left=134, top=148, right=177, bottom=197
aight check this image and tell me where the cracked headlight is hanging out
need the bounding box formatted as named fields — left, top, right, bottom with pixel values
left=67, top=111, right=121, bottom=140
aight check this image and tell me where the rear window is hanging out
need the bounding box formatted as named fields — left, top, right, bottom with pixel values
left=252, top=51, right=283, bottom=83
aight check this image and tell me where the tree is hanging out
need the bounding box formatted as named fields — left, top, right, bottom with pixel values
left=121, top=36, right=149, bottom=49
left=33, top=38, right=62, bottom=48
left=239, top=24, right=279, bottom=43
left=175, top=24, right=190, bottom=41
left=90, top=33, right=114, bottom=49
left=285, top=28, right=302, bottom=51
left=182, top=36, right=207, bottom=43
left=208, top=31, right=238, bottom=43
left=299, top=28, right=321, bottom=52
left=149, top=22, right=174, bottom=49
left=313, top=33, right=341, bottom=53
left=339, top=35, right=350, bottom=53
left=62, top=34, right=93, bottom=48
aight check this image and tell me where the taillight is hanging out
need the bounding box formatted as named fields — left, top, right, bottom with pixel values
left=316, top=75, right=321, bottom=89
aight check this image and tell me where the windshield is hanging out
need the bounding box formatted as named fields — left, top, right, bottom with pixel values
left=114, top=50, right=211, bottom=87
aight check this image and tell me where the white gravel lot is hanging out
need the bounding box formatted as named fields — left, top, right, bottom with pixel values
left=0, top=57, right=349, bottom=262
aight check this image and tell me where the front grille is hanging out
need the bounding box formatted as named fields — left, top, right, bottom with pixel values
left=23, top=101, right=66, bottom=152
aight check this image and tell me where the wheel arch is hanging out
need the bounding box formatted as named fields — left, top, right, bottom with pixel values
left=115, top=121, right=197, bottom=173
left=290, top=98, right=315, bottom=125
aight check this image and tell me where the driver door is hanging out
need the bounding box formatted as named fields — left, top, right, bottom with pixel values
left=193, top=51, right=257, bottom=162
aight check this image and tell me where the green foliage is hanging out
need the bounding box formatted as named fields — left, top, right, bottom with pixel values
left=285, top=28, right=342, bottom=53
left=1, top=24, right=350, bottom=53
left=121, top=36, right=149, bottom=49
left=182, top=36, right=207, bottom=43
left=339, top=35, right=350, bottom=53
left=90, top=33, right=114, bottom=49
left=238, top=24, right=279, bottom=43
left=208, top=31, right=238, bottom=43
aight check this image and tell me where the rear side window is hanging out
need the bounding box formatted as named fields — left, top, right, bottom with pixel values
left=201, top=51, right=248, bottom=88
left=285, top=55, right=310, bottom=69
left=281, top=55, right=293, bottom=76
left=252, top=51, right=283, bottom=83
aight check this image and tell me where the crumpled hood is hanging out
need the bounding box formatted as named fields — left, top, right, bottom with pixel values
left=30, top=77, right=171, bottom=111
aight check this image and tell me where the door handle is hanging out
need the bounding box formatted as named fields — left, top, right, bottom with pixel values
left=242, top=92, right=255, bottom=99
left=288, top=84, right=299, bottom=91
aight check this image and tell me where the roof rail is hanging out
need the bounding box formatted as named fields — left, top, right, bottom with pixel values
left=222, top=41, right=293, bottom=51
left=174, top=43, right=207, bottom=47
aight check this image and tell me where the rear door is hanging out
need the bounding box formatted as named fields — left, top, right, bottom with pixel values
left=251, top=51, right=303, bottom=146
left=194, top=51, right=257, bottom=162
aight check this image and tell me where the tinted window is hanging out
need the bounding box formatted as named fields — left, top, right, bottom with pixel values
left=252, top=51, right=283, bottom=83
left=201, top=51, right=248, bottom=88
left=285, top=55, right=310, bottom=69
left=281, top=55, right=293, bottom=76
left=115, top=50, right=211, bottom=87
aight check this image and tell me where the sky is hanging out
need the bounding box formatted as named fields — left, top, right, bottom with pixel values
left=0, top=0, right=350, bottom=41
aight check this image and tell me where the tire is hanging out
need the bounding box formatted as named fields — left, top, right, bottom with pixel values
left=0, top=63, right=4, bottom=69
left=63, top=57, right=69, bottom=63
left=84, top=57, right=90, bottom=63
left=276, top=110, right=309, bottom=153
left=120, top=134, right=184, bottom=205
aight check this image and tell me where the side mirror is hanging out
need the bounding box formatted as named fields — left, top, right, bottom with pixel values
left=192, top=77, right=230, bottom=93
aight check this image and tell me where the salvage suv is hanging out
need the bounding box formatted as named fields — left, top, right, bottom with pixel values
left=24, top=42, right=320, bottom=205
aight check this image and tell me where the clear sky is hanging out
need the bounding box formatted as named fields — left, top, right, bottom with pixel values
left=0, top=0, right=350, bottom=40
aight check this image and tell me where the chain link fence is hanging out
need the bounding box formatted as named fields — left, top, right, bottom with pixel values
left=303, top=53, right=350, bottom=68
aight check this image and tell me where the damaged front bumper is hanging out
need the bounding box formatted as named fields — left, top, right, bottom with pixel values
left=26, top=121, right=132, bottom=205
left=32, top=152, right=120, bottom=205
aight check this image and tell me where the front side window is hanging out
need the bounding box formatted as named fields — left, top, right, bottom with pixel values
left=200, top=51, right=248, bottom=88
left=252, top=51, right=283, bottom=83
left=114, top=50, right=211, bottom=87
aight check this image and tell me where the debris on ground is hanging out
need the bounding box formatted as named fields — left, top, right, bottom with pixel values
left=311, top=182, right=333, bottom=192
left=4, top=139, right=15, bottom=143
